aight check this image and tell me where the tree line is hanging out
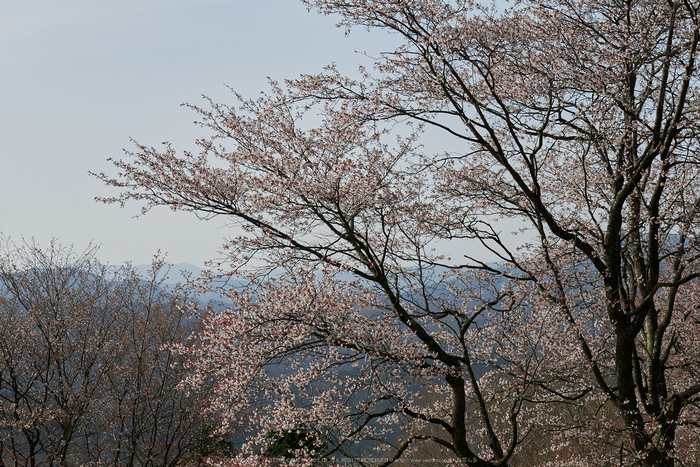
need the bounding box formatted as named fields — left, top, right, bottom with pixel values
left=0, top=241, right=235, bottom=467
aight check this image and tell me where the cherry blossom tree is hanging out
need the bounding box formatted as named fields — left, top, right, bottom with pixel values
left=0, top=241, right=209, bottom=466
left=97, top=0, right=700, bottom=465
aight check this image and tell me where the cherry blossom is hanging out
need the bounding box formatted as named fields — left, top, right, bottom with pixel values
left=98, top=0, right=700, bottom=465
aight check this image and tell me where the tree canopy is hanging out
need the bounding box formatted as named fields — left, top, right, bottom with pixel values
left=98, top=0, right=700, bottom=465
left=0, top=241, right=209, bottom=466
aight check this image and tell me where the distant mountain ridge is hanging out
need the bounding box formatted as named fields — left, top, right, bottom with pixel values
left=132, top=263, right=205, bottom=285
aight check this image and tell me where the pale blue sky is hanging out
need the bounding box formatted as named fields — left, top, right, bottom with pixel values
left=0, top=1, right=389, bottom=266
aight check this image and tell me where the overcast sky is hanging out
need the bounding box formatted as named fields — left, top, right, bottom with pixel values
left=0, top=1, right=391, bottom=267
